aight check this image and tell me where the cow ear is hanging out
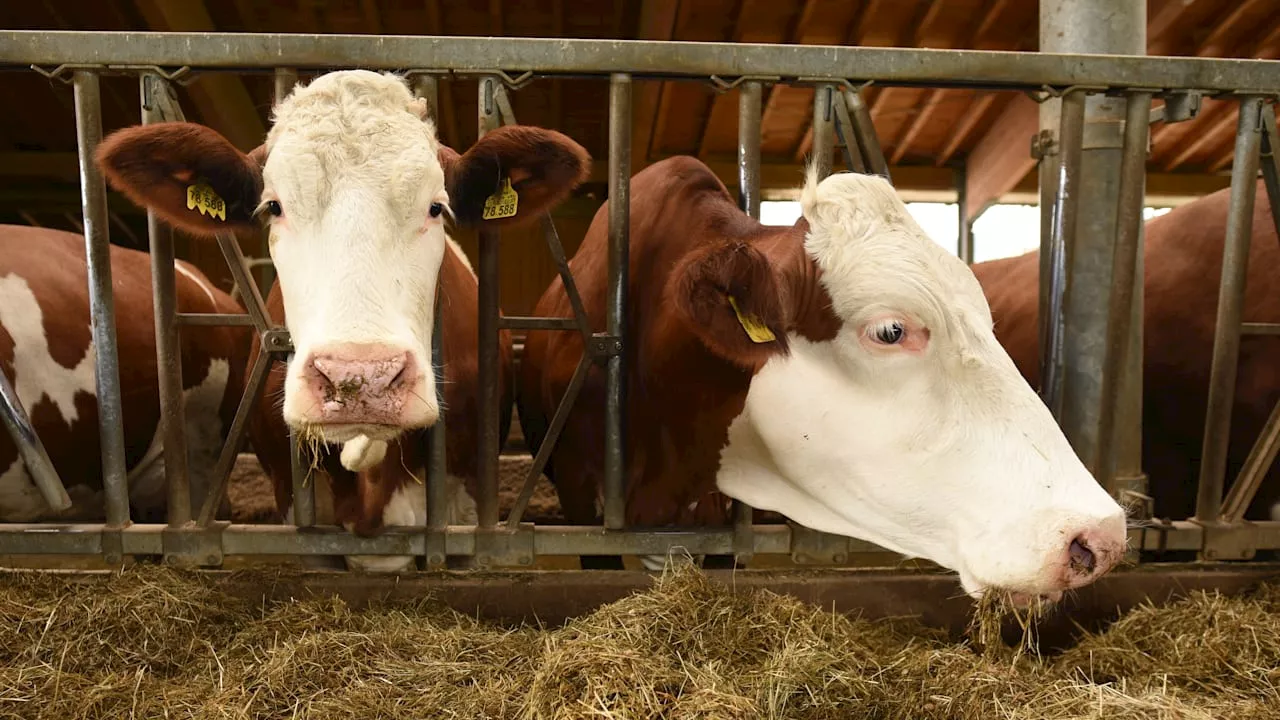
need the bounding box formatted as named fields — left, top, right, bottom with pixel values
left=671, top=241, right=789, bottom=369
left=444, top=125, right=591, bottom=228
left=96, top=121, right=264, bottom=237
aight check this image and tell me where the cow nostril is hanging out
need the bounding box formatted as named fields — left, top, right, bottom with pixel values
left=1068, top=537, right=1096, bottom=574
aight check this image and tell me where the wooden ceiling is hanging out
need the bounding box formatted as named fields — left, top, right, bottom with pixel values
left=1, top=0, right=1277, bottom=238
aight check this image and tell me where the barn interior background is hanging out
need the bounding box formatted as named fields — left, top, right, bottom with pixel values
left=1, top=0, right=1269, bottom=314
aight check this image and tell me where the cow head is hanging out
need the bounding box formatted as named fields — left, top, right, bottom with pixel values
left=98, top=70, right=589, bottom=447
left=674, top=167, right=1127, bottom=602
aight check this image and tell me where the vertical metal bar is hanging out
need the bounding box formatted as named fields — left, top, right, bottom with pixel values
left=844, top=89, right=891, bottom=181
left=0, top=369, right=71, bottom=512
left=262, top=67, right=297, bottom=294
left=1260, top=107, right=1280, bottom=245
left=73, top=70, right=129, bottom=528
left=1195, top=96, right=1265, bottom=524
left=737, top=81, right=762, bottom=219
left=810, top=84, right=835, bottom=180
left=288, top=416, right=315, bottom=528
left=1040, top=89, right=1086, bottom=418
left=604, top=73, right=632, bottom=531
left=475, top=76, right=502, bottom=529
left=412, top=73, right=449, bottom=566
left=141, top=72, right=190, bottom=527
left=1092, top=91, right=1152, bottom=485
left=1037, top=128, right=1060, bottom=391
left=955, top=163, right=974, bottom=264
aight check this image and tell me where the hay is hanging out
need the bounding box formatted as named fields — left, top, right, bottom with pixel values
left=0, top=564, right=1277, bottom=720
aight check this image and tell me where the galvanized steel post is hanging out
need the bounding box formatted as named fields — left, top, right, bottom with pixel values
left=1041, top=0, right=1147, bottom=497
left=263, top=67, right=296, bottom=293
left=810, top=84, right=835, bottom=179
left=412, top=73, right=449, bottom=568
left=476, top=76, right=502, bottom=530
left=955, top=163, right=974, bottom=264
left=737, top=81, right=762, bottom=218
left=141, top=71, right=191, bottom=526
left=604, top=73, right=632, bottom=531
left=1196, top=96, right=1266, bottom=525
left=73, top=70, right=130, bottom=528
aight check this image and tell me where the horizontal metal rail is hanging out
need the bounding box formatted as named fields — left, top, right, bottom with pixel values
left=0, top=521, right=1247, bottom=558
left=3, top=31, right=1280, bottom=92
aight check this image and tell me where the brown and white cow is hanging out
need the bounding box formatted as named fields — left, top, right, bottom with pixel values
left=519, top=155, right=1127, bottom=602
left=975, top=180, right=1280, bottom=527
left=97, top=69, right=591, bottom=571
left=0, top=224, right=248, bottom=523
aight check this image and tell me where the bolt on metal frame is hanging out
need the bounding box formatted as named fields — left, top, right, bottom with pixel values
left=1, top=32, right=1280, bottom=570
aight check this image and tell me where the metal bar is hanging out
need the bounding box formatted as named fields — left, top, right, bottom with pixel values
left=505, top=353, right=592, bottom=528
left=475, top=76, right=502, bottom=529
left=73, top=70, right=129, bottom=529
left=195, top=349, right=274, bottom=527
left=0, top=366, right=71, bottom=512
left=737, top=80, right=762, bottom=217
left=1040, top=89, right=1087, bottom=418
left=539, top=215, right=594, bottom=343
left=215, top=234, right=274, bottom=334
left=603, top=73, right=631, bottom=531
left=262, top=67, right=297, bottom=293
left=7, top=32, right=1278, bottom=92
left=176, top=312, right=255, bottom=326
left=141, top=71, right=190, bottom=527
left=0, top=520, right=1261, bottom=558
left=844, top=89, right=891, bottom=181
left=1037, top=128, right=1059, bottom=389
left=810, top=84, right=835, bottom=180
left=288, top=424, right=315, bottom=528
left=1222, top=395, right=1280, bottom=524
left=411, top=73, right=448, bottom=568
left=1091, top=91, right=1152, bottom=486
left=499, top=317, right=578, bottom=331
left=1260, top=106, right=1280, bottom=250
left=955, top=163, right=973, bottom=264
left=1196, top=96, right=1266, bottom=524
left=831, top=88, right=868, bottom=174
left=1243, top=323, right=1280, bottom=335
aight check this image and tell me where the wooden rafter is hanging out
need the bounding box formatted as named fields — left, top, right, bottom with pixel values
left=694, top=0, right=754, bottom=157
left=630, top=0, right=681, bottom=170
left=934, top=92, right=997, bottom=167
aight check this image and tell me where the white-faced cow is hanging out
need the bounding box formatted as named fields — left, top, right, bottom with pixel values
left=974, top=180, right=1280, bottom=532
left=0, top=224, right=248, bottom=523
left=519, top=156, right=1128, bottom=603
left=97, top=70, right=591, bottom=571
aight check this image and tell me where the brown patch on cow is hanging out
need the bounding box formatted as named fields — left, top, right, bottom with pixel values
left=96, top=122, right=264, bottom=237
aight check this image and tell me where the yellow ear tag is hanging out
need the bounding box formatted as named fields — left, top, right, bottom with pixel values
left=481, top=177, right=519, bottom=221
left=186, top=181, right=227, bottom=222
left=727, top=295, right=776, bottom=343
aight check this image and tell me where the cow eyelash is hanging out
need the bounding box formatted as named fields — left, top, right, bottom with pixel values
left=869, top=320, right=906, bottom=345
left=254, top=199, right=283, bottom=220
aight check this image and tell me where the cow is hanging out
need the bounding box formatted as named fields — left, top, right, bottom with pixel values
left=974, top=180, right=1280, bottom=531
left=0, top=224, right=248, bottom=524
left=96, top=69, right=592, bottom=572
left=518, top=155, right=1128, bottom=603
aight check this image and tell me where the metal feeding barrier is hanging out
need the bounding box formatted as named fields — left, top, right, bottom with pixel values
left=1, top=30, right=1280, bottom=573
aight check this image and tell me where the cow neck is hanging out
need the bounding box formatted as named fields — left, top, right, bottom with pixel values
left=755, top=217, right=841, bottom=344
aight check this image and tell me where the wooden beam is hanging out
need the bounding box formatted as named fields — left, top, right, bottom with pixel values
left=133, top=0, right=266, bottom=151
left=935, top=92, right=998, bottom=167
left=630, top=0, right=680, bottom=170
left=961, top=91, right=1039, bottom=221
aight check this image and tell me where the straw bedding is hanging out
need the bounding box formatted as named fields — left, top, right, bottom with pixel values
left=0, top=563, right=1276, bottom=719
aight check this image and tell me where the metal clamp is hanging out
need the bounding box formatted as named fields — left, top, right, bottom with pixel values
left=162, top=522, right=228, bottom=567
left=473, top=523, right=536, bottom=568
left=789, top=523, right=849, bottom=565
left=101, top=527, right=125, bottom=567
left=588, top=333, right=622, bottom=358
left=1195, top=520, right=1259, bottom=561
left=262, top=328, right=294, bottom=354
left=1031, top=129, right=1058, bottom=160
left=707, top=74, right=780, bottom=93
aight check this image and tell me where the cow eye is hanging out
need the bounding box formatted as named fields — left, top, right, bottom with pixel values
left=429, top=202, right=444, bottom=218
left=872, top=320, right=906, bottom=345
left=265, top=200, right=283, bottom=217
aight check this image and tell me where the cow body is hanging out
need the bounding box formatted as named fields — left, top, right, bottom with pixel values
left=974, top=180, right=1280, bottom=524
left=0, top=224, right=247, bottom=523
left=521, top=156, right=1127, bottom=602
left=98, top=70, right=590, bottom=572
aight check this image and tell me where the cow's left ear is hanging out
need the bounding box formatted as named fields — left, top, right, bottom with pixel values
left=670, top=241, right=790, bottom=370
left=443, top=125, right=591, bottom=228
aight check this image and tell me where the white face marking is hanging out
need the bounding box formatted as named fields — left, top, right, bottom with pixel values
left=715, top=169, right=1127, bottom=598
left=0, top=274, right=96, bottom=426
left=339, top=472, right=476, bottom=573
left=261, top=70, right=449, bottom=444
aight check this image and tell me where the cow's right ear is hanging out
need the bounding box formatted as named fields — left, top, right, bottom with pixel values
left=670, top=240, right=789, bottom=370
left=96, top=121, right=264, bottom=238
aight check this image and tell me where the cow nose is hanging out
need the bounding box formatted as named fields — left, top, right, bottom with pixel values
left=300, top=343, right=419, bottom=425
left=1060, top=522, right=1124, bottom=589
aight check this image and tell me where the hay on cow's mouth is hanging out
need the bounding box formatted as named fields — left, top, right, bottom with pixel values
left=0, top=563, right=1276, bottom=719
